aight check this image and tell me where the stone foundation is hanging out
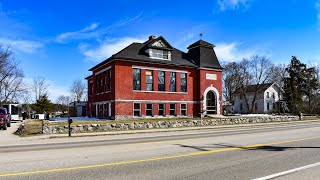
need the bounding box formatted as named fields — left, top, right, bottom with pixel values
left=36, top=116, right=300, bottom=135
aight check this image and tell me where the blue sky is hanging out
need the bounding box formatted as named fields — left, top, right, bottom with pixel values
left=0, top=0, right=320, bottom=101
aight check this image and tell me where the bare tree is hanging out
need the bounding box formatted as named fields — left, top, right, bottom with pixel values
left=0, top=45, right=24, bottom=104
left=56, top=95, right=70, bottom=106
left=32, top=77, right=49, bottom=101
left=70, top=79, right=86, bottom=102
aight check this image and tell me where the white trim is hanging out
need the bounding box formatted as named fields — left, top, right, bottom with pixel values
left=95, top=66, right=111, bottom=75
left=132, top=65, right=187, bottom=73
left=93, top=100, right=200, bottom=104
left=108, top=103, right=111, bottom=117
left=133, top=90, right=187, bottom=94
left=198, top=67, right=223, bottom=72
left=203, top=85, right=220, bottom=115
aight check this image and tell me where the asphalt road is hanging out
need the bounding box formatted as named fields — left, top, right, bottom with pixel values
left=0, top=121, right=320, bottom=180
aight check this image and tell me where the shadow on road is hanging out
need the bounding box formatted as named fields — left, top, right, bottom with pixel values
left=176, top=143, right=320, bottom=152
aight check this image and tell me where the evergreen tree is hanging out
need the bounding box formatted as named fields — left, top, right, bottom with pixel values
left=283, top=56, right=319, bottom=114
left=32, top=95, right=52, bottom=113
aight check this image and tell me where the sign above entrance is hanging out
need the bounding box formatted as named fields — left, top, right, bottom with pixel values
left=206, top=73, right=217, bottom=80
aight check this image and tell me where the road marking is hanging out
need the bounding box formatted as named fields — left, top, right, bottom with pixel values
left=0, top=135, right=320, bottom=177
left=1, top=122, right=319, bottom=155
left=253, top=162, right=320, bottom=180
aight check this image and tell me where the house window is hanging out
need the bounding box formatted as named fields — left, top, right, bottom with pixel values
left=180, top=73, right=187, bottom=92
left=170, top=104, right=176, bottom=116
left=240, top=103, right=243, bottom=111
left=267, top=103, right=270, bottom=110
left=255, top=103, right=258, bottom=111
left=146, top=70, right=153, bottom=91
left=133, top=69, right=141, bottom=90
left=170, top=72, right=176, bottom=92
left=146, top=104, right=153, bottom=116
left=272, top=92, right=275, bottom=99
left=150, top=49, right=169, bottom=60
left=133, top=103, right=141, bottom=117
left=181, top=104, right=187, bottom=116
left=267, top=92, right=270, bottom=98
left=158, top=71, right=165, bottom=91
left=158, top=104, right=165, bottom=116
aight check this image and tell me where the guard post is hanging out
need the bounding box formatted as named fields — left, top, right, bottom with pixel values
left=68, top=118, right=73, bottom=137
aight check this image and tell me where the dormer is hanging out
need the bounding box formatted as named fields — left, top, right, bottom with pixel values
left=144, top=35, right=174, bottom=61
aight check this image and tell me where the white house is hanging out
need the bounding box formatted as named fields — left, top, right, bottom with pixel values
left=233, top=82, right=283, bottom=114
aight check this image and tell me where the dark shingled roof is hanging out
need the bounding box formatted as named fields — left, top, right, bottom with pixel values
left=235, top=82, right=275, bottom=94
left=89, top=36, right=223, bottom=71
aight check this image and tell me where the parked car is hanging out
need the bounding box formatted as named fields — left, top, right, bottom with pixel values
left=0, top=107, right=11, bottom=130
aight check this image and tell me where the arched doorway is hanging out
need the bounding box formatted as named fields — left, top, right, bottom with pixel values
left=206, top=91, right=217, bottom=114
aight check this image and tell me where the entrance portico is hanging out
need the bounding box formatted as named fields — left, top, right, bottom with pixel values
left=203, top=85, right=220, bottom=115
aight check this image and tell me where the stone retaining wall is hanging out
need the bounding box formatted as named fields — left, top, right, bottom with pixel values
left=38, top=116, right=299, bottom=134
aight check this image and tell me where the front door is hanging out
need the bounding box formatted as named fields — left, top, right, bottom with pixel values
left=206, top=91, right=217, bottom=114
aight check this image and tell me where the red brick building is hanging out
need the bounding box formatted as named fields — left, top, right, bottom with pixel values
left=86, top=35, right=223, bottom=120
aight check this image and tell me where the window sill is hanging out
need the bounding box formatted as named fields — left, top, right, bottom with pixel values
left=133, top=90, right=188, bottom=94
left=95, top=91, right=111, bottom=95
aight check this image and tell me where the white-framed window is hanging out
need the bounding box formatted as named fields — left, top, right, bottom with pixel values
left=267, top=92, right=270, bottom=98
left=240, top=103, right=243, bottom=111
left=180, top=103, right=187, bottom=116
left=158, top=104, right=165, bottom=116
left=170, top=104, right=176, bottom=116
left=267, top=103, right=270, bottom=110
left=146, top=104, right=153, bottom=116
left=133, top=103, right=141, bottom=117
left=149, top=49, right=170, bottom=60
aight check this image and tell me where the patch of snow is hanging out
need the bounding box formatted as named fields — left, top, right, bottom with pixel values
left=50, top=117, right=100, bottom=121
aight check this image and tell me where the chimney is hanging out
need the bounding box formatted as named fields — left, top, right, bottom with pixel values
left=149, top=35, right=157, bottom=40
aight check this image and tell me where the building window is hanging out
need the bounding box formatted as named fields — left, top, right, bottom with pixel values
left=158, top=104, right=165, bottom=116
left=267, top=92, right=270, bottom=98
left=105, top=69, right=111, bottom=92
left=267, top=103, right=270, bottom=110
left=170, top=104, right=176, bottom=116
left=133, top=103, right=141, bottom=117
left=240, top=103, right=243, bottom=111
left=255, top=103, right=258, bottom=111
left=89, top=82, right=93, bottom=95
left=158, top=71, right=165, bottom=91
left=180, top=73, right=187, bottom=92
left=133, top=69, right=141, bottom=90
left=95, top=78, right=98, bottom=94
left=272, top=92, right=275, bottom=99
left=103, top=104, right=107, bottom=118
left=150, top=49, right=169, bottom=60
left=170, top=72, right=176, bottom=92
left=99, top=74, right=103, bottom=93
left=181, top=104, right=187, bottom=116
left=146, top=104, right=153, bottom=116
left=146, top=70, right=153, bottom=91
left=99, top=104, right=103, bottom=118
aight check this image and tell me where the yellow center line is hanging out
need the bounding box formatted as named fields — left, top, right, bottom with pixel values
left=1, top=135, right=320, bottom=177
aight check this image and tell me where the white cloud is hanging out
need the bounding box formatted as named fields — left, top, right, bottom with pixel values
left=80, top=37, right=145, bottom=62
left=217, top=0, right=254, bottom=12
left=56, top=23, right=100, bottom=43
left=0, top=38, right=43, bottom=53
left=214, top=42, right=260, bottom=62
left=56, top=12, right=143, bottom=43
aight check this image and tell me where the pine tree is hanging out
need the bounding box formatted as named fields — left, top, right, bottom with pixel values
left=284, top=56, right=319, bottom=114
left=32, top=95, right=52, bottom=114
